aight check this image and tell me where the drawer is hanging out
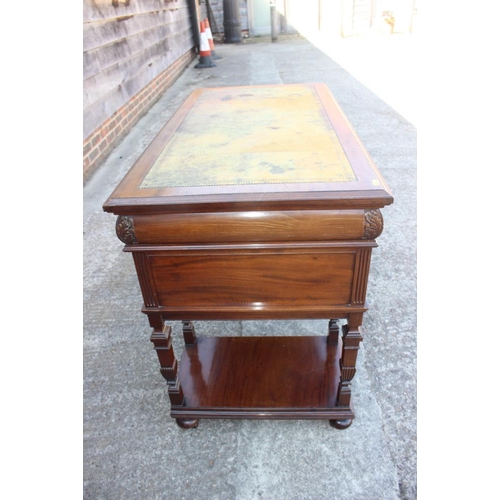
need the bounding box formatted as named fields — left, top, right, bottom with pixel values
left=131, top=210, right=366, bottom=244
left=130, top=243, right=374, bottom=319
left=150, top=250, right=355, bottom=308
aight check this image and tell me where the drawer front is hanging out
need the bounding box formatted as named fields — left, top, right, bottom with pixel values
left=146, top=248, right=357, bottom=310
left=133, top=210, right=365, bottom=244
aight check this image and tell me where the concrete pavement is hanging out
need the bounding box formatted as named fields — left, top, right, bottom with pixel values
left=84, top=35, right=417, bottom=499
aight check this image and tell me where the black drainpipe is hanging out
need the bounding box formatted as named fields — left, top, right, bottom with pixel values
left=187, top=0, right=200, bottom=51
left=223, top=0, right=242, bottom=43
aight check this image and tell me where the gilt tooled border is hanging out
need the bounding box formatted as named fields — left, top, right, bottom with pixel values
left=116, top=215, right=138, bottom=244
left=363, top=209, right=384, bottom=239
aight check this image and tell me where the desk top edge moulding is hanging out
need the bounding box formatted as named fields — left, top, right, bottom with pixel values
left=102, top=83, right=394, bottom=430
left=103, top=83, right=393, bottom=215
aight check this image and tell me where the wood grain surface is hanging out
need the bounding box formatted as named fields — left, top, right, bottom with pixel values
left=177, top=336, right=340, bottom=410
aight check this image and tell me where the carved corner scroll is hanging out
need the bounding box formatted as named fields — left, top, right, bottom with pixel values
left=362, top=209, right=384, bottom=240
left=116, top=216, right=137, bottom=244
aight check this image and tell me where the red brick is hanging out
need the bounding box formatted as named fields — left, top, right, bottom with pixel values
left=100, top=117, right=111, bottom=131
left=91, top=133, right=101, bottom=148
left=99, top=138, right=108, bottom=153
left=107, top=130, right=116, bottom=143
left=127, top=109, right=136, bottom=122
left=121, top=123, right=131, bottom=136
left=89, top=148, right=99, bottom=162
left=135, top=98, right=144, bottom=110
left=83, top=141, right=92, bottom=156
left=100, top=125, right=109, bottom=139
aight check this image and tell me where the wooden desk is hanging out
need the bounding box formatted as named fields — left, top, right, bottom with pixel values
left=103, top=84, right=393, bottom=429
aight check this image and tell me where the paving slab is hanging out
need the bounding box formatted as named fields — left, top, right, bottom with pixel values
left=84, top=36, right=416, bottom=499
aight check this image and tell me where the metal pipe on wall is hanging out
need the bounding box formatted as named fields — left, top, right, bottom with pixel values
left=223, top=0, right=242, bottom=43
left=187, top=0, right=200, bottom=50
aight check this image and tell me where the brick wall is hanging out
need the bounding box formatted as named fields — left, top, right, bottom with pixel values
left=83, top=0, right=200, bottom=183
left=83, top=47, right=195, bottom=182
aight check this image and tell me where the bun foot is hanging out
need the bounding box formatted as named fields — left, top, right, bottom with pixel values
left=176, top=418, right=199, bottom=429
left=329, top=418, right=353, bottom=430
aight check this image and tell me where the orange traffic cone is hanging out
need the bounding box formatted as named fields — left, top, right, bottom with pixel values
left=204, top=18, right=222, bottom=60
left=195, top=21, right=216, bottom=68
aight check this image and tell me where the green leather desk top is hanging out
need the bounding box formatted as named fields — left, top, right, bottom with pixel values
left=140, top=85, right=357, bottom=189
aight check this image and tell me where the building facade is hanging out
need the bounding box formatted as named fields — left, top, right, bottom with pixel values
left=83, top=0, right=207, bottom=182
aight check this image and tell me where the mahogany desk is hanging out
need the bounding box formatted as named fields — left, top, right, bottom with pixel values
left=103, top=84, right=393, bottom=429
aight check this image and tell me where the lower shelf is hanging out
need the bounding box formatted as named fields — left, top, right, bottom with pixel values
left=170, top=335, right=354, bottom=420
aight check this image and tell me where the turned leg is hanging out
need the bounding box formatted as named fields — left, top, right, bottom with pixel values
left=177, top=321, right=202, bottom=429
left=328, top=319, right=352, bottom=430
left=182, top=320, right=197, bottom=345
left=337, top=313, right=363, bottom=407
left=149, top=315, right=189, bottom=413
left=331, top=312, right=364, bottom=429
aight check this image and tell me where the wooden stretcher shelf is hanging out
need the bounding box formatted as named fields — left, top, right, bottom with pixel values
left=171, top=335, right=347, bottom=420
